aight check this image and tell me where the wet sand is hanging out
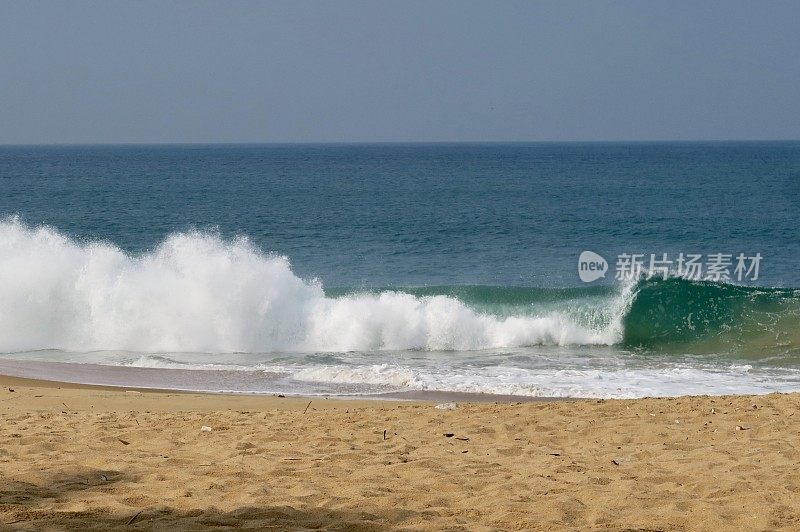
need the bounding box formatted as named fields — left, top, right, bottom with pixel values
left=2, top=374, right=800, bottom=530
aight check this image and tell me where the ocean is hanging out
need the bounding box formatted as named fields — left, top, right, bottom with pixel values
left=0, top=142, right=798, bottom=398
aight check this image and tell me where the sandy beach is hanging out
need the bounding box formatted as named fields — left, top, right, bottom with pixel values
left=0, top=375, right=798, bottom=530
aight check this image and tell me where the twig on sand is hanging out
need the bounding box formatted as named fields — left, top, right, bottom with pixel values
left=126, top=510, right=143, bottom=525
left=303, top=400, right=312, bottom=414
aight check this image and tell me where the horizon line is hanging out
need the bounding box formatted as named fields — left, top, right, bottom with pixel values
left=1, top=138, right=800, bottom=147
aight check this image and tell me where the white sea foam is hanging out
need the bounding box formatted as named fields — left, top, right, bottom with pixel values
left=0, top=219, right=619, bottom=354
left=3, top=353, right=800, bottom=399
left=280, top=362, right=800, bottom=399
left=291, top=363, right=423, bottom=388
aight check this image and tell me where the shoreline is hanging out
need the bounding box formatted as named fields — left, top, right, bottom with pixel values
left=0, top=373, right=412, bottom=412
left=0, top=372, right=565, bottom=405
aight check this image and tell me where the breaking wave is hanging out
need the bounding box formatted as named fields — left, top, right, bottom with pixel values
left=0, top=219, right=797, bottom=357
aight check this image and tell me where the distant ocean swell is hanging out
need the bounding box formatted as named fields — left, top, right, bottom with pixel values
left=0, top=219, right=797, bottom=357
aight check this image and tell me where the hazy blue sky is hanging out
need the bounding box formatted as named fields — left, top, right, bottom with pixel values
left=1, top=1, right=799, bottom=143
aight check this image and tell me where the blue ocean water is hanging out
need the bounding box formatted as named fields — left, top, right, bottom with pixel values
left=0, top=142, right=798, bottom=397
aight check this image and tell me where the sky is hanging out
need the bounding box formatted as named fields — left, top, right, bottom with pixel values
left=1, top=1, right=799, bottom=144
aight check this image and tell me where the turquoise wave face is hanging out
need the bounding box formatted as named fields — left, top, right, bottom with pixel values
left=621, top=277, right=800, bottom=357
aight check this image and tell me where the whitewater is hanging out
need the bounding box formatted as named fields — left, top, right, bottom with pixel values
left=0, top=219, right=619, bottom=354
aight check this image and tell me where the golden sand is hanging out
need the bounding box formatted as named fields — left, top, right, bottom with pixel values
left=1, top=375, right=799, bottom=530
